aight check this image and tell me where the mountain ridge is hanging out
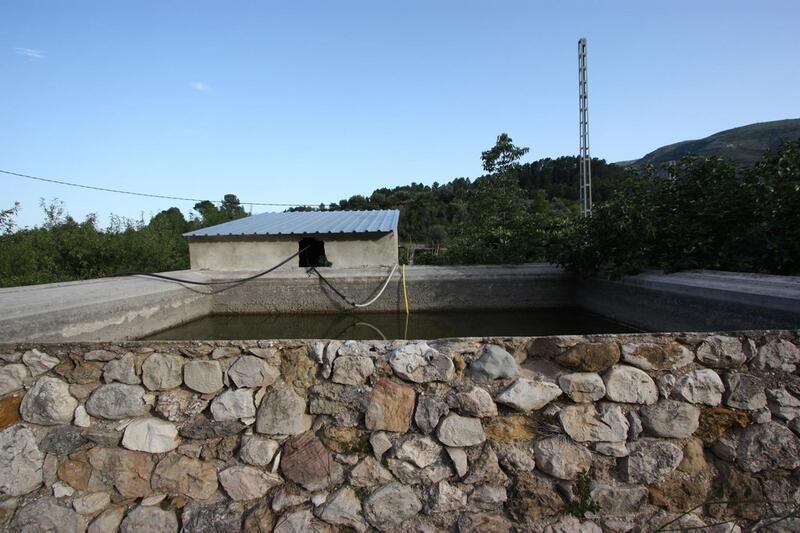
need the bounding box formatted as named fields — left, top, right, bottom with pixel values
left=619, top=118, right=800, bottom=168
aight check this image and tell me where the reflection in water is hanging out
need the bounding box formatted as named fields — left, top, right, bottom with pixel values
left=144, top=308, right=638, bottom=341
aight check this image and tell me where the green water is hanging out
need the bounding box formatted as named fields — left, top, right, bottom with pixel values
left=144, top=308, right=638, bottom=340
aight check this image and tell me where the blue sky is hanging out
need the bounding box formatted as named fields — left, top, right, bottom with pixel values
left=2, top=0, right=798, bottom=228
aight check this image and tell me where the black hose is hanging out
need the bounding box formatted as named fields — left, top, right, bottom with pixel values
left=308, top=266, right=357, bottom=307
left=110, top=245, right=311, bottom=288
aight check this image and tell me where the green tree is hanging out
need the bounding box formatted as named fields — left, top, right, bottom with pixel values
left=481, top=133, right=530, bottom=173
left=0, top=202, right=19, bottom=234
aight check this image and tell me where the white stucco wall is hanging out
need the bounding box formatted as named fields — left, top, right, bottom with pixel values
left=188, top=232, right=398, bottom=270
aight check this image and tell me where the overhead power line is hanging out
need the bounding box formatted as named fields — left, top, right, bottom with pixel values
left=0, top=168, right=314, bottom=207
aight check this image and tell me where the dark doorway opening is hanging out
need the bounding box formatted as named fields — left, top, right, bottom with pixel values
left=299, top=237, right=330, bottom=267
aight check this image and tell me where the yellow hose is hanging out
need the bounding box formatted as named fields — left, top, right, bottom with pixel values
left=402, top=264, right=410, bottom=315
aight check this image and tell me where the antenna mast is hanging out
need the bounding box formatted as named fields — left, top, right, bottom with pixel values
left=578, top=37, right=592, bottom=217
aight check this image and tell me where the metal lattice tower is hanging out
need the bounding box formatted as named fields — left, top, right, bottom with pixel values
left=578, top=37, right=592, bottom=217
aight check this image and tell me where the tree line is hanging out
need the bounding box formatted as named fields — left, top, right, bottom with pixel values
left=1, top=135, right=798, bottom=288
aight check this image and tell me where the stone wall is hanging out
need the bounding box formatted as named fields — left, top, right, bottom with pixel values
left=1, top=331, right=799, bottom=532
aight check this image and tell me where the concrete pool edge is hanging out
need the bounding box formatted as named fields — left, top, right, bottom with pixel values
left=1, top=264, right=799, bottom=342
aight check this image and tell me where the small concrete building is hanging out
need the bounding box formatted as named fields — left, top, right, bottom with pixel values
left=183, top=209, right=399, bottom=270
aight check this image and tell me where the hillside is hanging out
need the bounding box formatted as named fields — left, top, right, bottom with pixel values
left=624, top=118, right=800, bottom=168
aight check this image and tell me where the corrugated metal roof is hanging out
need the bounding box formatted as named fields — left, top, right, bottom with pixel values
left=183, top=209, right=400, bottom=237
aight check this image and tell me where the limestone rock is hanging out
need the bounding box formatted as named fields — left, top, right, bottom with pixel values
left=102, top=352, right=139, bottom=384
left=590, top=483, right=648, bottom=516
left=396, top=435, right=443, bottom=468
left=122, top=417, right=179, bottom=453
left=219, top=465, right=282, bottom=500
left=281, top=431, right=343, bottom=491
left=621, top=341, right=693, bottom=371
left=239, top=434, right=280, bottom=467
left=183, top=360, right=224, bottom=394
left=211, top=388, right=256, bottom=421
left=53, top=480, right=75, bottom=497
left=414, top=394, right=449, bottom=434
left=603, top=365, right=658, bottom=404
left=677, top=438, right=708, bottom=475
left=85, top=349, right=118, bottom=362
left=88, top=506, right=125, bottom=533
left=455, top=386, right=497, bottom=417
left=141, top=352, right=184, bottom=391
left=11, top=498, right=88, bottom=533
left=736, top=421, right=800, bottom=472
left=350, top=456, right=395, bottom=487
left=366, top=378, right=416, bottom=432
left=621, top=438, right=683, bottom=484
left=0, top=425, right=43, bottom=496
left=389, top=343, right=454, bottom=383
left=437, top=413, right=486, bottom=447
left=753, top=339, right=800, bottom=372
left=556, top=342, right=620, bottom=372
left=631, top=402, right=657, bottom=437
left=39, top=426, right=87, bottom=455
left=594, top=441, right=628, bottom=457
left=73, top=492, right=110, bottom=515
left=86, top=447, right=155, bottom=498
left=546, top=517, right=603, bottom=533
left=494, top=442, right=536, bottom=471
left=309, top=382, right=369, bottom=427
left=181, top=501, right=245, bottom=533
left=120, top=505, right=178, bottom=533
left=271, top=487, right=310, bottom=513
left=533, top=436, right=591, bottom=480
left=470, top=345, right=519, bottom=382
left=724, top=373, right=767, bottom=410
left=85, top=383, right=147, bottom=419
left=696, top=335, right=746, bottom=368
left=463, top=445, right=508, bottom=486
left=558, top=372, right=606, bottom=402
left=495, top=378, right=562, bottom=412
left=256, top=386, right=311, bottom=435
left=657, top=374, right=676, bottom=399
left=446, top=446, right=469, bottom=477
left=274, top=509, right=322, bottom=533
left=20, top=376, right=78, bottom=425
left=766, top=387, right=800, bottom=421
left=155, top=389, right=209, bottom=423
left=559, top=403, right=629, bottom=443
left=460, top=514, right=516, bottom=533
left=151, top=453, right=218, bottom=500
left=640, top=400, right=700, bottom=438
left=332, top=356, right=375, bottom=385
left=364, top=482, right=422, bottom=530
left=212, top=346, right=241, bottom=359
left=22, top=348, right=60, bottom=376
left=425, top=480, right=467, bottom=513
left=317, top=486, right=368, bottom=532
left=673, top=369, right=724, bottom=406
left=0, top=363, right=29, bottom=395
left=386, top=458, right=450, bottom=487
left=228, top=355, right=279, bottom=388
left=370, top=431, right=393, bottom=461
left=469, top=484, right=508, bottom=509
